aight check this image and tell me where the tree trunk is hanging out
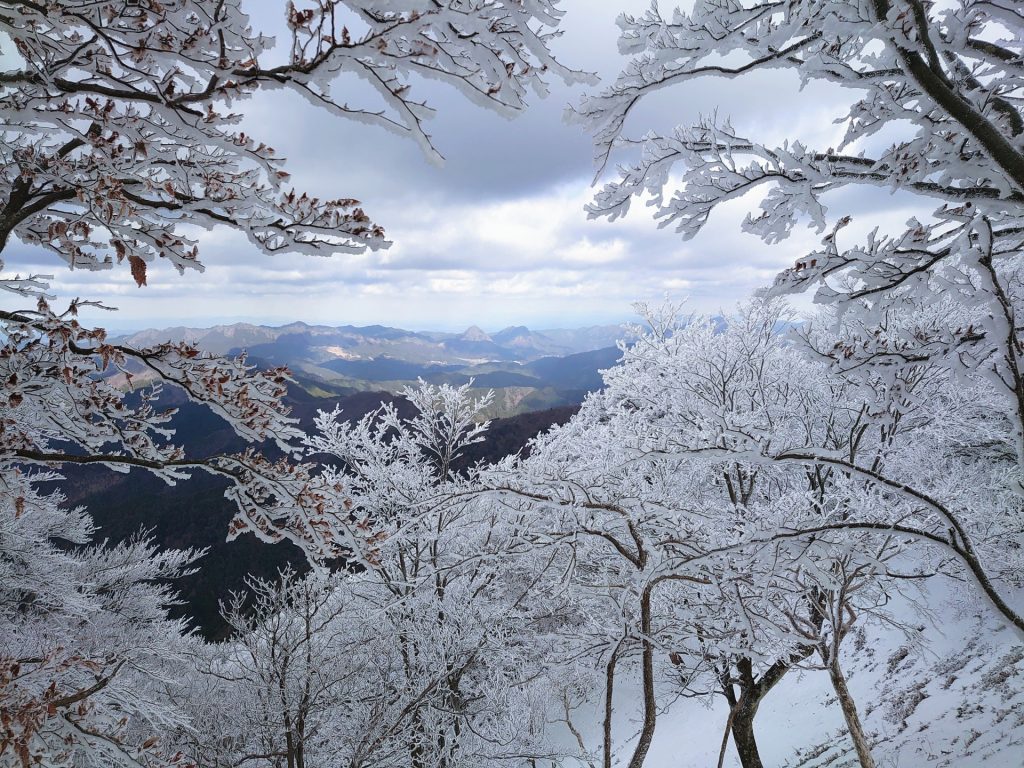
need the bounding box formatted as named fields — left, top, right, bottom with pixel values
left=284, top=729, right=296, bottom=768
left=828, top=657, right=876, bottom=768
left=409, top=710, right=426, bottom=768
left=730, top=700, right=765, bottom=768
left=725, top=653, right=806, bottom=768
left=603, top=642, right=620, bottom=768
left=626, top=588, right=657, bottom=768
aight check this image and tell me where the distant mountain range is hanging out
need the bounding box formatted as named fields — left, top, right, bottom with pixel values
left=113, top=321, right=636, bottom=416
left=115, top=321, right=632, bottom=359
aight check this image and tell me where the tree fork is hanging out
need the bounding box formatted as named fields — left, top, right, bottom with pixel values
left=870, top=0, right=1024, bottom=194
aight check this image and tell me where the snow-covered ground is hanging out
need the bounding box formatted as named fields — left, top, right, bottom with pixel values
left=780, top=598, right=1024, bottom=768
left=560, top=578, right=1024, bottom=767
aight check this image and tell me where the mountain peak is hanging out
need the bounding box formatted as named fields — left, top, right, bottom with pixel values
left=460, top=325, right=492, bottom=342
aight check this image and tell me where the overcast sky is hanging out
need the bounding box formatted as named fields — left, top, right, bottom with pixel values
left=11, top=0, right=931, bottom=333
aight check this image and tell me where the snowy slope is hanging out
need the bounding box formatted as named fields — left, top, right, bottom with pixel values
left=782, top=602, right=1024, bottom=768
left=560, top=578, right=1024, bottom=767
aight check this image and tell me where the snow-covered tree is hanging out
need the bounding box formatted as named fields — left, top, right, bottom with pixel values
left=485, top=298, right=984, bottom=768
left=573, top=0, right=1024, bottom=636
left=243, top=381, right=570, bottom=768
left=1, top=0, right=586, bottom=284
left=0, top=471, right=200, bottom=766
left=208, top=568, right=380, bottom=768
left=480, top=302, right=809, bottom=767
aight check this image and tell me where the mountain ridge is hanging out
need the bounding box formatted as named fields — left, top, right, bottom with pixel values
left=114, top=321, right=634, bottom=360
left=112, top=321, right=632, bottom=417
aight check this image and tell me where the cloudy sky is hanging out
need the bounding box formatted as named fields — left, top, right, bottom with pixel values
left=12, top=0, right=929, bottom=333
